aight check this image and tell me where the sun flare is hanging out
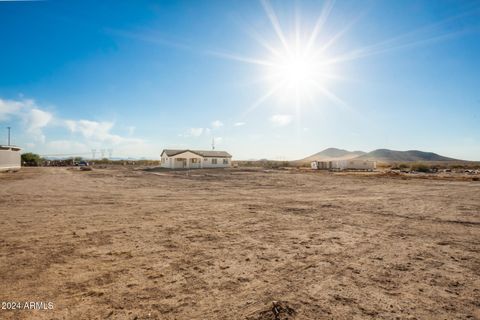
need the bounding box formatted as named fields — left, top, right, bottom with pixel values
left=240, top=0, right=344, bottom=112
left=266, top=49, right=328, bottom=102
left=212, top=0, right=353, bottom=114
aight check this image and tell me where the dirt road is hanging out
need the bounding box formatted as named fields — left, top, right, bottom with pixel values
left=1, top=167, right=479, bottom=319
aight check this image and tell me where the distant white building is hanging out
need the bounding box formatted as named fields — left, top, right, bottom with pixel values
left=0, top=145, right=21, bottom=171
left=311, top=159, right=376, bottom=171
left=160, top=149, right=232, bottom=169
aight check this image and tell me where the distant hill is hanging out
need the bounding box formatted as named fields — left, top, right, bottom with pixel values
left=301, top=148, right=366, bottom=162
left=356, top=149, right=458, bottom=162
left=298, top=148, right=464, bottom=164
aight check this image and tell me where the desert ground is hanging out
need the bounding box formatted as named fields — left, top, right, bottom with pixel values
left=0, top=166, right=479, bottom=320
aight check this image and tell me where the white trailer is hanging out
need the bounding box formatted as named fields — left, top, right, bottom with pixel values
left=332, top=159, right=376, bottom=171
left=311, top=159, right=376, bottom=171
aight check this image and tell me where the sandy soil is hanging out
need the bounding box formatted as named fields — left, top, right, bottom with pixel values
left=1, top=167, right=479, bottom=320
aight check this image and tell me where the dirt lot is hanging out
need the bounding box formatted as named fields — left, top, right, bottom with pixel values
left=1, top=167, right=479, bottom=319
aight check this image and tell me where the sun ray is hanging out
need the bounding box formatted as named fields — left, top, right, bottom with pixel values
left=294, top=1, right=302, bottom=54
left=240, top=23, right=284, bottom=59
left=233, top=70, right=294, bottom=89
left=261, top=0, right=292, bottom=55
left=305, top=0, right=335, bottom=54
left=325, top=29, right=475, bottom=66
left=310, top=81, right=350, bottom=111
left=313, top=11, right=364, bottom=57
left=206, top=50, right=279, bottom=68
left=322, top=8, right=480, bottom=66
left=318, top=72, right=350, bottom=82
left=240, top=80, right=288, bottom=118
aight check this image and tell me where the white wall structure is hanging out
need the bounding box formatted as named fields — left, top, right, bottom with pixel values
left=160, top=149, right=232, bottom=169
left=0, top=146, right=22, bottom=171
left=311, top=161, right=332, bottom=170
left=311, top=159, right=376, bottom=171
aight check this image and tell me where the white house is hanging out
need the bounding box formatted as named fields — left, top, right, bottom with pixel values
left=0, top=145, right=22, bottom=171
left=160, top=149, right=232, bottom=169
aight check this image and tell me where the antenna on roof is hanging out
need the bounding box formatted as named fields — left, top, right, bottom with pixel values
left=212, top=137, right=215, bottom=150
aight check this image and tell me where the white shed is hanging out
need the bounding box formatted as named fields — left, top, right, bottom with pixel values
left=0, top=146, right=22, bottom=171
left=160, top=149, right=232, bottom=169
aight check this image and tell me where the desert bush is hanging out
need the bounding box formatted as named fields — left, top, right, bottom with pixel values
left=411, top=163, right=430, bottom=173
left=21, top=152, right=43, bottom=166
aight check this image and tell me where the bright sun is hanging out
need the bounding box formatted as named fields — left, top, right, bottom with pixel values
left=250, top=0, right=340, bottom=109
left=213, top=0, right=347, bottom=113
left=278, top=56, right=313, bottom=88
left=268, top=51, right=324, bottom=101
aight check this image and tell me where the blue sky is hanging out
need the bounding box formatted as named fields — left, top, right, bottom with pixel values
left=0, top=0, right=479, bottom=160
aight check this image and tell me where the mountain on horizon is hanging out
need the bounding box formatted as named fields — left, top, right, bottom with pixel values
left=356, top=149, right=458, bottom=162
left=301, top=148, right=366, bottom=162
left=301, top=148, right=461, bottom=163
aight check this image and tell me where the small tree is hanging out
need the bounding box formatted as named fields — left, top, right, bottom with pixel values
left=21, top=153, right=42, bottom=166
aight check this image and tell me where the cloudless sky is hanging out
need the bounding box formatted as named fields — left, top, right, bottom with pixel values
left=0, top=0, right=479, bottom=160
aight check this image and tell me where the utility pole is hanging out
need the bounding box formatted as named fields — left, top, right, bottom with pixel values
left=7, top=126, right=11, bottom=146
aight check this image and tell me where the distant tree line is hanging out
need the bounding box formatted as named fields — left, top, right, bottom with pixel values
left=20, top=153, right=160, bottom=167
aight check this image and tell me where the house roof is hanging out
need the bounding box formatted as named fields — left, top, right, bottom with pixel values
left=0, top=145, right=22, bottom=151
left=161, top=149, right=232, bottom=158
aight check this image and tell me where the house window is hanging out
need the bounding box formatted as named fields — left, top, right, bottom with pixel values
left=212, top=158, right=217, bottom=164
left=191, top=158, right=199, bottom=163
left=223, top=159, right=228, bottom=164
